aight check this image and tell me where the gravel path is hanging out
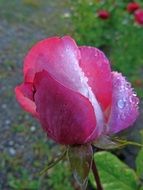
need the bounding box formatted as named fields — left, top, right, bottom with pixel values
left=0, top=1, right=71, bottom=189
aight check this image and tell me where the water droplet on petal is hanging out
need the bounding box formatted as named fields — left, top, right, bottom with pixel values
left=117, top=99, right=126, bottom=109
left=114, top=78, right=121, bottom=86
left=126, top=82, right=131, bottom=88
left=94, top=52, right=96, bottom=56
left=133, top=92, right=137, bottom=96
left=130, top=95, right=139, bottom=105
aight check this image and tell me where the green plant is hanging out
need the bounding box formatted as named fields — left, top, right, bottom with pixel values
left=47, top=161, right=73, bottom=190
left=70, top=0, right=143, bottom=97
left=8, top=169, right=41, bottom=190
left=88, top=129, right=143, bottom=190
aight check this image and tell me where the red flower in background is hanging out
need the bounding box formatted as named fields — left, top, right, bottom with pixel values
left=98, top=10, right=110, bottom=20
left=127, top=2, right=140, bottom=13
left=134, top=9, right=143, bottom=25
left=15, top=36, right=139, bottom=145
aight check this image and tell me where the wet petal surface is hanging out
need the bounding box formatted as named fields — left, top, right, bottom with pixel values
left=79, top=46, right=112, bottom=112
left=107, top=72, right=139, bottom=134
left=24, top=36, right=87, bottom=94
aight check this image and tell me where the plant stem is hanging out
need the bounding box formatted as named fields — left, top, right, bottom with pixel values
left=92, top=159, right=103, bottom=190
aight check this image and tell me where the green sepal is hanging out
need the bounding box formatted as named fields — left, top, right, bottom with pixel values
left=40, top=148, right=67, bottom=176
left=68, top=144, right=93, bottom=190
left=92, top=135, right=123, bottom=150
left=93, top=135, right=143, bottom=150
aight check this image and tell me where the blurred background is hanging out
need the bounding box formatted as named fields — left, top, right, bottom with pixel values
left=0, top=0, right=143, bottom=189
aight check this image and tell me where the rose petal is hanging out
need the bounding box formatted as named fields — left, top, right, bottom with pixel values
left=24, top=36, right=104, bottom=134
left=134, top=9, right=143, bottom=25
left=34, top=70, right=99, bottom=145
left=127, top=2, right=140, bottom=13
left=24, top=36, right=85, bottom=93
left=107, top=72, right=139, bottom=134
left=15, top=83, right=38, bottom=117
left=23, top=36, right=104, bottom=140
left=79, top=46, right=112, bottom=112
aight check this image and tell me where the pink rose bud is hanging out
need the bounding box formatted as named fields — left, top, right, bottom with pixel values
left=15, top=36, right=139, bottom=145
left=134, top=9, right=143, bottom=25
left=127, top=2, right=140, bottom=13
left=98, top=10, right=110, bottom=20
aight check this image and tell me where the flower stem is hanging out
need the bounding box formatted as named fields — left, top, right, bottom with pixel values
left=92, top=159, right=103, bottom=190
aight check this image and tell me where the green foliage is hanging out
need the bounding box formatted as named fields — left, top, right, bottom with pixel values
left=136, top=130, right=143, bottom=181
left=136, top=148, right=143, bottom=180
left=70, top=0, right=143, bottom=97
left=40, top=149, right=67, bottom=175
left=8, top=169, right=41, bottom=190
left=23, top=0, right=41, bottom=8
left=47, top=161, right=73, bottom=190
left=1, top=146, right=73, bottom=190
left=90, top=143, right=143, bottom=190
left=90, top=151, right=139, bottom=190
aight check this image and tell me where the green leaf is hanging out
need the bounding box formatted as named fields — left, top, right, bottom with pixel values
left=136, top=130, right=143, bottom=180
left=90, top=151, right=139, bottom=190
left=68, top=144, right=93, bottom=190
left=136, top=147, right=143, bottom=180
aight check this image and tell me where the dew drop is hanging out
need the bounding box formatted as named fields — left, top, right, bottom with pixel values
left=114, top=78, right=121, bottom=86
left=129, top=95, right=139, bottom=105
left=117, top=99, right=126, bottom=109
left=126, top=82, right=131, bottom=88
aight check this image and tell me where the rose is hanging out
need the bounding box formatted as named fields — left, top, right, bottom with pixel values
left=15, top=36, right=139, bottom=145
left=134, top=9, right=143, bottom=25
left=97, top=10, right=110, bottom=20
left=127, top=2, right=140, bottom=13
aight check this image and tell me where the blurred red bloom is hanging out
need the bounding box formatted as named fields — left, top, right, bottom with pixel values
left=134, top=79, right=142, bottom=87
left=127, top=2, right=140, bottom=13
left=134, top=9, right=143, bottom=25
left=15, top=36, right=139, bottom=145
left=98, top=10, right=110, bottom=20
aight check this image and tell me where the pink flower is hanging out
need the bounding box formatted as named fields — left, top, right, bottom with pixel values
left=134, top=9, right=143, bottom=25
left=15, top=36, right=139, bottom=145
left=127, top=2, right=140, bottom=13
left=98, top=10, right=110, bottom=20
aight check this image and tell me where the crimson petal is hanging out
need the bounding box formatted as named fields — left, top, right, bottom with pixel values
left=79, top=46, right=112, bottom=112
left=34, top=70, right=98, bottom=145
left=15, top=83, right=38, bottom=117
